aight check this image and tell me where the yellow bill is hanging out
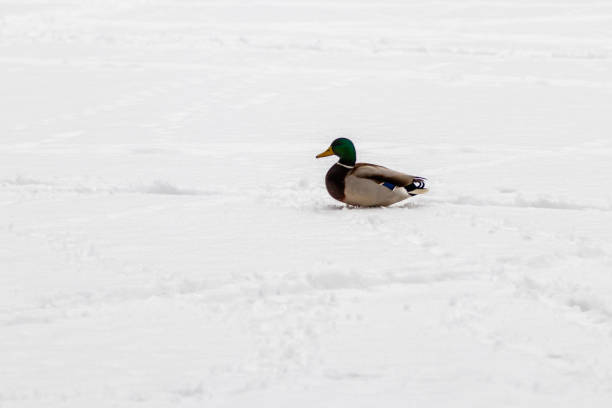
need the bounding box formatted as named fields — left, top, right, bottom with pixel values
left=316, top=146, right=334, bottom=158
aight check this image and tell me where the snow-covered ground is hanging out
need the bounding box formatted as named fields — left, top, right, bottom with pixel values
left=2, top=0, right=612, bottom=406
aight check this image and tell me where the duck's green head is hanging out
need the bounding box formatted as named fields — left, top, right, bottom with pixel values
left=316, top=138, right=356, bottom=166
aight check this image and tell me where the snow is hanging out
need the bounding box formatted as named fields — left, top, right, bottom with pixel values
left=1, top=0, right=612, bottom=406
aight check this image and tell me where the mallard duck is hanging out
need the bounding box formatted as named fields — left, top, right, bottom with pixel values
left=316, top=138, right=428, bottom=207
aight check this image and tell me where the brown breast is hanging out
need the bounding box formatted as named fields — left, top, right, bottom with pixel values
left=325, top=164, right=351, bottom=202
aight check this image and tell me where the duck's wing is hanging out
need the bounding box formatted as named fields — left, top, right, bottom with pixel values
left=339, top=163, right=427, bottom=207
left=352, top=163, right=424, bottom=188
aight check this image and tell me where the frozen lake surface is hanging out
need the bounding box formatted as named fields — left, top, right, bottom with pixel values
left=1, top=0, right=612, bottom=406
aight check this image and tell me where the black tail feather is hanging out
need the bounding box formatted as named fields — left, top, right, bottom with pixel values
left=404, top=178, right=426, bottom=193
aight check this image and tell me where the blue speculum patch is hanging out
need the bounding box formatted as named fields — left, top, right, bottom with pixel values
left=381, top=182, right=395, bottom=190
